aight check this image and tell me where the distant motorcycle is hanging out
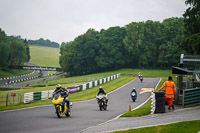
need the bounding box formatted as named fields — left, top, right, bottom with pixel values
left=96, top=94, right=108, bottom=111
left=139, top=75, right=143, bottom=82
left=52, top=92, right=72, bottom=118
left=131, top=88, right=137, bottom=102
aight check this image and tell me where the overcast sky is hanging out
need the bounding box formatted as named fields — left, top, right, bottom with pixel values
left=0, top=0, right=187, bottom=44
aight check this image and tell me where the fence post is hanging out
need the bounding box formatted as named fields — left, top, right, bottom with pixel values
left=182, top=90, right=185, bottom=107
left=6, top=93, right=8, bottom=106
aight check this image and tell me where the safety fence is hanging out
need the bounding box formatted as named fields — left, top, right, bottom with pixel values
left=24, top=74, right=120, bottom=103
left=0, top=71, right=35, bottom=81
left=3, top=75, right=39, bottom=85
left=183, top=87, right=200, bottom=106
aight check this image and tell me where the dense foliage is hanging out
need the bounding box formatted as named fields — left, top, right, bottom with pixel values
left=28, top=38, right=60, bottom=48
left=0, top=29, right=30, bottom=70
left=60, top=17, right=185, bottom=76
left=182, top=0, right=200, bottom=55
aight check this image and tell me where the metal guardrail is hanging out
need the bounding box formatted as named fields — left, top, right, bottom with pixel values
left=183, top=87, right=200, bottom=106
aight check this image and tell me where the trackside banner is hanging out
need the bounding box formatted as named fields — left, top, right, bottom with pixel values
left=9, top=65, right=63, bottom=72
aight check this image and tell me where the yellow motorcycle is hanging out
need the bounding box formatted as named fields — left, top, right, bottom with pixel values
left=52, top=93, right=71, bottom=118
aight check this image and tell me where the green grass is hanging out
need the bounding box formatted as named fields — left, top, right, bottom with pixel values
left=31, top=71, right=121, bottom=87
left=69, top=75, right=133, bottom=101
left=111, top=120, right=200, bottom=133
left=121, top=100, right=152, bottom=117
left=30, top=69, right=172, bottom=87
left=29, top=46, right=60, bottom=67
left=0, top=69, right=33, bottom=78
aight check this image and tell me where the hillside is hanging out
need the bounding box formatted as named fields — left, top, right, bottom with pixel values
left=29, top=46, right=60, bottom=67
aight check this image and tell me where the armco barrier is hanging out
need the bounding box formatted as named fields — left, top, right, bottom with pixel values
left=183, top=87, right=200, bottom=106
left=24, top=74, right=120, bottom=103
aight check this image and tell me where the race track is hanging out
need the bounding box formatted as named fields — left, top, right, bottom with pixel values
left=0, top=78, right=160, bottom=133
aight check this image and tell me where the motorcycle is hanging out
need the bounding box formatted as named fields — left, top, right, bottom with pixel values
left=52, top=92, right=72, bottom=118
left=131, top=90, right=137, bottom=102
left=139, top=75, right=143, bottom=82
left=96, top=94, right=108, bottom=111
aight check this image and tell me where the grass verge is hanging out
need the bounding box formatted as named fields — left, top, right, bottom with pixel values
left=121, top=99, right=151, bottom=117
left=111, top=120, right=200, bottom=133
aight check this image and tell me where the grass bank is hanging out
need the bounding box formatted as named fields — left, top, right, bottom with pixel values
left=111, top=120, right=200, bottom=133
left=29, top=46, right=60, bottom=67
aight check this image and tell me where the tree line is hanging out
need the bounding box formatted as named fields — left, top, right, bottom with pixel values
left=28, top=38, right=59, bottom=48
left=59, top=17, right=185, bottom=76
left=0, top=29, right=30, bottom=70
left=60, top=0, right=200, bottom=76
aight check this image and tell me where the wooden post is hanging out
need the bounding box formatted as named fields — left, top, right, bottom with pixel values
left=129, top=105, right=131, bottom=112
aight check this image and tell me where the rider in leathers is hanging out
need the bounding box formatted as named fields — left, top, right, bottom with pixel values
left=97, top=86, right=108, bottom=104
left=53, top=84, right=70, bottom=112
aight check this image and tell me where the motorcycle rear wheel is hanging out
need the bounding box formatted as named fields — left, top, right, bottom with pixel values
left=65, top=108, right=71, bottom=117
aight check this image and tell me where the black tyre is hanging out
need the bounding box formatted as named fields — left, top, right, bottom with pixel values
left=65, top=109, right=71, bottom=117
left=99, top=101, right=103, bottom=111
left=154, top=92, right=165, bottom=97
left=56, top=106, right=61, bottom=118
left=155, top=107, right=165, bottom=113
left=104, top=102, right=107, bottom=110
left=155, top=97, right=165, bottom=101
left=156, top=101, right=165, bottom=106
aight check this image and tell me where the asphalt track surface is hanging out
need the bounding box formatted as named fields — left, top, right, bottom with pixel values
left=0, top=78, right=160, bottom=133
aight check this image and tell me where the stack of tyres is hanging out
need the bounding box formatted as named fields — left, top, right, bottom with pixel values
left=155, top=91, right=165, bottom=113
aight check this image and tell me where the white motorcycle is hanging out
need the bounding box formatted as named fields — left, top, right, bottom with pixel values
left=96, top=94, right=108, bottom=111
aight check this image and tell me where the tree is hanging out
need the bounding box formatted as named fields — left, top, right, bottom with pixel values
left=24, top=39, right=31, bottom=62
left=124, top=22, right=146, bottom=68
left=9, top=38, right=27, bottom=65
left=182, top=0, right=200, bottom=55
left=97, top=26, right=128, bottom=70
left=0, top=28, right=10, bottom=69
left=60, top=29, right=100, bottom=76
left=158, top=18, right=185, bottom=68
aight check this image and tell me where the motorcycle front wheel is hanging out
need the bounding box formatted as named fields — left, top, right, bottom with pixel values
left=99, top=101, right=103, bottom=111
left=56, top=106, right=62, bottom=118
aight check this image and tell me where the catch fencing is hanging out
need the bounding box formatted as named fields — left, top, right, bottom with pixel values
left=24, top=74, right=120, bottom=103
left=0, top=92, right=22, bottom=106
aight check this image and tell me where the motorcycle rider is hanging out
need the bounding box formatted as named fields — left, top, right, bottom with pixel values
left=97, top=86, right=108, bottom=104
left=131, top=88, right=137, bottom=98
left=138, top=72, right=142, bottom=78
left=53, top=84, right=70, bottom=112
